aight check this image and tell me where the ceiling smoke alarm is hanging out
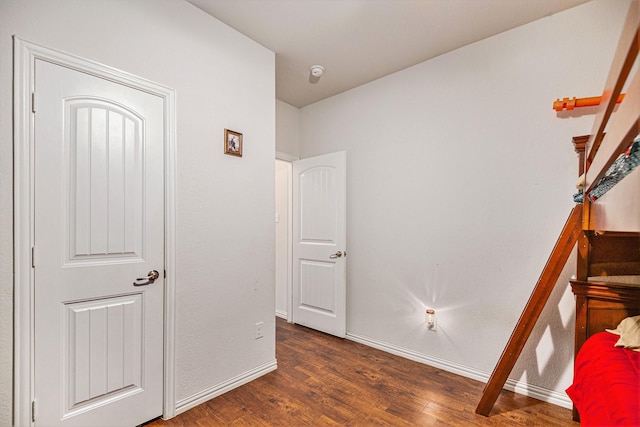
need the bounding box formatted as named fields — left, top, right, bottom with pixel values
left=310, top=65, right=324, bottom=78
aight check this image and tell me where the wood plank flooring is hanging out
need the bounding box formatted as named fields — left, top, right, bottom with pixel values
left=148, top=318, right=578, bottom=426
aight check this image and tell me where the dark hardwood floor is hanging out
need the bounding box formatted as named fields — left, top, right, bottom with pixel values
left=149, top=318, right=578, bottom=426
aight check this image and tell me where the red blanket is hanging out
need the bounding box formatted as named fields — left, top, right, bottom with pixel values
left=566, top=331, right=640, bottom=426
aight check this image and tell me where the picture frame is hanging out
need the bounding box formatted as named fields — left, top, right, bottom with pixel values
left=224, top=129, right=243, bottom=157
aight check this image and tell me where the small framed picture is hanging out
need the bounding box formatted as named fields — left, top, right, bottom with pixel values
left=224, top=129, right=243, bottom=157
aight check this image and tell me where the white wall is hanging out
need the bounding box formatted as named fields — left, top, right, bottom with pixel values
left=299, top=0, right=630, bottom=405
left=276, top=99, right=300, bottom=160
left=0, top=0, right=275, bottom=423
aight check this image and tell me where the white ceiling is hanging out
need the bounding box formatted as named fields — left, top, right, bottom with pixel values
left=187, top=0, right=591, bottom=108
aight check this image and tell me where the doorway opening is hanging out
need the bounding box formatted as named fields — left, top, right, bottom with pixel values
left=275, top=159, right=292, bottom=321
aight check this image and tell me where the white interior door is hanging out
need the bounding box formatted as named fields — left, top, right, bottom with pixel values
left=34, top=59, right=164, bottom=426
left=292, top=151, right=346, bottom=337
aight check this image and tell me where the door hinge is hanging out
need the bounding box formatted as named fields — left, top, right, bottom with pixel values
left=31, top=246, right=35, bottom=268
left=32, top=399, right=37, bottom=422
left=31, top=92, right=36, bottom=113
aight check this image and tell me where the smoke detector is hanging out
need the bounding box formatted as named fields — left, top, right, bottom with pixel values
left=310, top=65, right=324, bottom=78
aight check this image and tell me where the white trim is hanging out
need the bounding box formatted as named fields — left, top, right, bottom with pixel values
left=175, top=360, right=278, bottom=415
left=274, top=158, right=293, bottom=323
left=13, top=35, right=34, bottom=427
left=275, top=154, right=295, bottom=324
left=161, top=67, right=178, bottom=422
left=286, top=162, right=293, bottom=323
left=346, top=332, right=488, bottom=382
left=275, top=151, right=298, bottom=162
left=12, top=37, right=178, bottom=425
left=346, top=332, right=572, bottom=410
left=282, top=160, right=293, bottom=323
left=506, top=378, right=572, bottom=409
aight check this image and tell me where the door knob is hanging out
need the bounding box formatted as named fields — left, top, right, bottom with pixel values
left=329, top=251, right=343, bottom=259
left=133, top=270, right=160, bottom=286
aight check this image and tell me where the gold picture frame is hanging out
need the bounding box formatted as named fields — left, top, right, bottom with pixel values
left=224, top=129, right=243, bottom=157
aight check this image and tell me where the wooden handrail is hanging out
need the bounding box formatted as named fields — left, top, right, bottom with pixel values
left=585, top=68, right=640, bottom=194
left=586, top=0, right=639, bottom=167
left=476, top=206, right=583, bottom=416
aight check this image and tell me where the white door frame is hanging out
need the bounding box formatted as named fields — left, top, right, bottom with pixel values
left=13, top=37, right=177, bottom=425
left=275, top=152, right=295, bottom=322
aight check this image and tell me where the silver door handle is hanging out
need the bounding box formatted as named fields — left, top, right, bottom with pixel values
left=329, top=251, right=343, bottom=259
left=133, top=270, right=160, bottom=286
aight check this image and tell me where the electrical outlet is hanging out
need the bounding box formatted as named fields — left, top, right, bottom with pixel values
left=255, top=321, right=264, bottom=339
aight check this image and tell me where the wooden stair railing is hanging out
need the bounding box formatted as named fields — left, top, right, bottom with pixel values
left=476, top=206, right=583, bottom=416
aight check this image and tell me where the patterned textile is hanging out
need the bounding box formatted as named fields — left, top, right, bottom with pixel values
left=573, top=134, right=640, bottom=203
left=574, top=189, right=584, bottom=203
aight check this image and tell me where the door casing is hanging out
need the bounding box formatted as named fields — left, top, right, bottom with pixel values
left=275, top=157, right=293, bottom=322
left=13, top=37, right=177, bottom=425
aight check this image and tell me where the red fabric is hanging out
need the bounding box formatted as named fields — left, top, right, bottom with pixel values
left=566, top=331, right=640, bottom=426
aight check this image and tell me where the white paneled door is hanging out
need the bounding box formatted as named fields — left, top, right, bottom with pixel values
left=34, top=59, right=164, bottom=426
left=292, top=152, right=346, bottom=337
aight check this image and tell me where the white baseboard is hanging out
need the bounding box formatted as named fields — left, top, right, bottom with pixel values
left=275, top=310, right=288, bottom=320
left=346, top=332, right=572, bottom=410
left=505, top=378, right=572, bottom=409
left=174, top=333, right=571, bottom=418
left=175, top=359, right=278, bottom=415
